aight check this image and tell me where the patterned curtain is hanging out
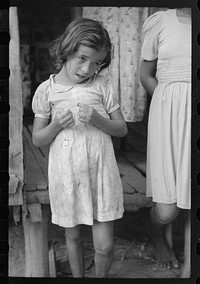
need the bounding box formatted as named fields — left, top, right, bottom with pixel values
left=82, top=7, right=164, bottom=122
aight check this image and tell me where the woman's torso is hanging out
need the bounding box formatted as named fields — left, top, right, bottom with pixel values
left=157, top=9, right=191, bottom=67
left=156, top=9, right=191, bottom=84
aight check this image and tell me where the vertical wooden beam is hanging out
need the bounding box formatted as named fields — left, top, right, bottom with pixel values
left=0, top=8, right=9, bottom=275
left=9, top=7, right=24, bottom=206
left=22, top=204, right=50, bottom=277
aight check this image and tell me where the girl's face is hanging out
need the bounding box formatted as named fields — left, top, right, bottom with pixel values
left=63, top=44, right=108, bottom=85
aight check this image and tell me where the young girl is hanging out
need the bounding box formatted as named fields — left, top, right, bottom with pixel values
left=32, top=17, right=127, bottom=278
left=140, top=8, right=191, bottom=277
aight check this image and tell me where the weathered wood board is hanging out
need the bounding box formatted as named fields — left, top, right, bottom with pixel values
left=9, top=7, right=24, bottom=205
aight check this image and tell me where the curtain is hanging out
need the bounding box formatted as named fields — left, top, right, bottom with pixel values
left=83, top=7, right=152, bottom=122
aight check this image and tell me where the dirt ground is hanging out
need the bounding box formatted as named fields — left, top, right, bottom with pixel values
left=9, top=207, right=185, bottom=278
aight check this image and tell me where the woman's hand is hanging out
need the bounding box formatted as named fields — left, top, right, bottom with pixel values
left=53, top=109, right=75, bottom=129
left=77, top=103, right=99, bottom=125
left=140, top=59, right=158, bottom=96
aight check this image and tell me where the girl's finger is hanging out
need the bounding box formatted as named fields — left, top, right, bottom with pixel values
left=63, top=109, right=72, bottom=116
left=78, top=103, right=88, bottom=112
left=79, top=113, right=87, bottom=121
left=63, top=119, right=75, bottom=128
left=77, top=113, right=85, bottom=122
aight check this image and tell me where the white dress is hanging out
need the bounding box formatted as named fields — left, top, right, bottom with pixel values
left=32, top=75, right=124, bottom=227
left=141, top=9, right=191, bottom=209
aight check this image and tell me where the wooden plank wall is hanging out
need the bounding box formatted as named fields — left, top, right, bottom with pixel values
left=9, top=7, right=24, bottom=206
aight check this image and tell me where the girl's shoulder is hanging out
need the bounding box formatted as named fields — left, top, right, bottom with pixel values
left=34, top=75, right=58, bottom=102
left=93, top=74, right=114, bottom=89
left=35, top=76, right=52, bottom=94
left=92, top=75, right=117, bottom=100
left=32, top=76, right=53, bottom=117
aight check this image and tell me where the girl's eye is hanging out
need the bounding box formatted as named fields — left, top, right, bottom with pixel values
left=78, top=57, right=85, bottom=62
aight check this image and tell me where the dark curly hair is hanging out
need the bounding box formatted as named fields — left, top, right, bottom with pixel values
left=49, top=17, right=112, bottom=74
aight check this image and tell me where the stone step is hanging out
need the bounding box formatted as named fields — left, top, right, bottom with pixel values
left=116, top=152, right=151, bottom=212
left=123, top=193, right=153, bottom=212
left=117, top=154, right=146, bottom=195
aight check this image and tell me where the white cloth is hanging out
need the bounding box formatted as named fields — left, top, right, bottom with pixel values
left=32, top=74, right=124, bottom=227
left=141, top=9, right=191, bottom=209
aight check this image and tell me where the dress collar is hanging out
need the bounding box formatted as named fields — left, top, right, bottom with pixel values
left=49, top=74, right=74, bottom=92
left=49, top=74, right=96, bottom=93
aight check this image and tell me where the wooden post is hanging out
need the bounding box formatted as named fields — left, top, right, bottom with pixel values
left=9, top=6, right=24, bottom=220
left=22, top=204, right=50, bottom=277
left=9, top=7, right=52, bottom=278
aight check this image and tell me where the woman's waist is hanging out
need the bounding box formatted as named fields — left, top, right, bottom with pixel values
left=156, top=65, right=191, bottom=84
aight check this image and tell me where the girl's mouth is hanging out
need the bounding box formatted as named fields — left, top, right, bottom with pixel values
left=76, top=74, right=86, bottom=79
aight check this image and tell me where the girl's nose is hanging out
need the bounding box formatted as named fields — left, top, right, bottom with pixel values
left=81, top=62, right=90, bottom=74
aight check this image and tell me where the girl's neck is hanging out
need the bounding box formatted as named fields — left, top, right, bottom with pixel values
left=55, top=68, right=76, bottom=87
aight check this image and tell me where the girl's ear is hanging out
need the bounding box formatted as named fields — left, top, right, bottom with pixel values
left=97, top=62, right=106, bottom=74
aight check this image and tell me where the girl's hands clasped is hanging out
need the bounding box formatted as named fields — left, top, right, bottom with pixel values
left=52, top=104, right=99, bottom=130
left=77, top=103, right=99, bottom=125
left=53, top=109, right=75, bottom=129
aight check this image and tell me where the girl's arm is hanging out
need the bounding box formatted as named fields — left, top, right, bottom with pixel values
left=78, top=104, right=127, bottom=137
left=140, top=59, right=158, bottom=96
left=32, top=109, right=75, bottom=147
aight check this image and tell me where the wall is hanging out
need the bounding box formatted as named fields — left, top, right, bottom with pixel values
left=18, top=5, right=73, bottom=112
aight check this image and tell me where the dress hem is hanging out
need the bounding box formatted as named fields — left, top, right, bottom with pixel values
left=51, top=212, right=124, bottom=228
left=146, top=195, right=191, bottom=209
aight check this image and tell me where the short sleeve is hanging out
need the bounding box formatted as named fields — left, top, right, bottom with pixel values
left=102, top=78, right=120, bottom=114
left=141, top=11, right=164, bottom=60
left=32, top=82, right=51, bottom=119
